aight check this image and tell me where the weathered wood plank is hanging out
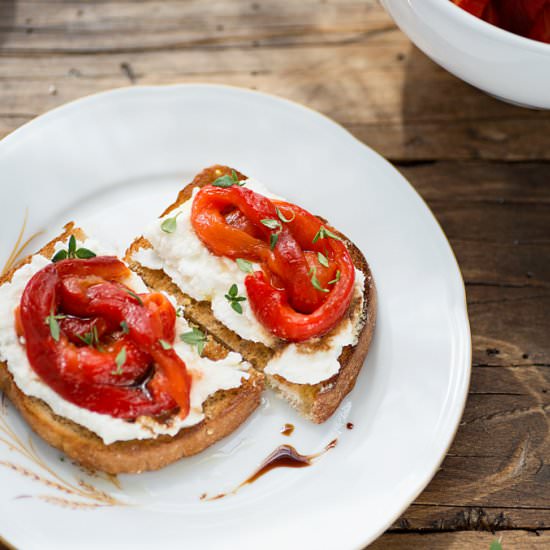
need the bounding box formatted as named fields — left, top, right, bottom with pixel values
left=371, top=531, right=548, bottom=549
left=0, top=0, right=389, bottom=52
left=1, top=0, right=550, bottom=544
left=391, top=504, right=550, bottom=531
left=1, top=2, right=550, bottom=160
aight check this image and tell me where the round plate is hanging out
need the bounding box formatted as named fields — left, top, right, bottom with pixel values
left=0, top=85, right=471, bottom=550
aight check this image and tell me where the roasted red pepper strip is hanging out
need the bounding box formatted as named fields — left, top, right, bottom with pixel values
left=191, top=185, right=355, bottom=341
left=453, top=0, right=491, bottom=18
left=19, top=256, right=190, bottom=419
left=452, top=0, right=550, bottom=43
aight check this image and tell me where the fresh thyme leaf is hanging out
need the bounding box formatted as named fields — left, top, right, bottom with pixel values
left=197, top=340, right=205, bottom=356
left=77, top=332, right=93, bottom=346
left=180, top=327, right=206, bottom=345
left=51, top=249, right=68, bottom=263
left=261, top=218, right=281, bottom=230
left=120, top=320, right=129, bottom=334
left=317, top=252, right=329, bottom=268
left=75, top=248, right=96, bottom=259
left=270, top=233, right=279, bottom=250
left=49, top=317, right=61, bottom=341
left=68, top=235, right=77, bottom=258
left=113, top=347, right=127, bottom=374
left=236, top=258, right=254, bottom=273
left=312, top=226, right=343, bottom=244
left=180, top=327, right=207, bottom=356
left=159, top=339, right=172, bottom=350
left=275, top=207, right=295, bottom=224
left=44, top=313, right=66, bottom=342
left=225, top=284, right=246, bottom=314
left=161, top=214, right=179, bottom=234
left=231, top=301, right=243, bottom=314
left=212, top=174, right=236, bottom=188
left=52, top=238, right=96, bottom=263
left=124, top=288, right=144, bottom=306
left=309, top=267, right=329, bottom=293
left=328, top=270, right=341, bottom=285
left=176, top=306, right=184, bottom=318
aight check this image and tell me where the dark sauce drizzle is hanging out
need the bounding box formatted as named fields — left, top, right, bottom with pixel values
left=202, top=439, right=337, bottom=501
left=280, top=423, right=295, bottom=436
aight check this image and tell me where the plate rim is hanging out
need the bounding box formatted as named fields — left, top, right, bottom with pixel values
left=0, top=83, right=472, bottom=550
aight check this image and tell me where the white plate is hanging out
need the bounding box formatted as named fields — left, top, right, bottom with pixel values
left=0, top=85, right=471, bottom=550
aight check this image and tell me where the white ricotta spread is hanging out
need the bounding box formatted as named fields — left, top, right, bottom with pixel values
left=136, top=178, right=366, bottom=385
left=138, top=180, right=278, bottom=346
left=0, top=238, right=249, bottom=445
left=265, top=269, right=365, bottom=384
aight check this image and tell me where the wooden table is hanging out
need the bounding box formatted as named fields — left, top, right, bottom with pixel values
left=0, top=1, right=548, bottom=548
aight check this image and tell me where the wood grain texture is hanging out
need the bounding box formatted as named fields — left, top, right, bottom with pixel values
left=0, top=1, right=549, bottom=549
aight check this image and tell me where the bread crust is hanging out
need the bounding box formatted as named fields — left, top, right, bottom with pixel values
left=127, top=165, right=377, bottom=424
left=0, top=223, right=264, bottom=474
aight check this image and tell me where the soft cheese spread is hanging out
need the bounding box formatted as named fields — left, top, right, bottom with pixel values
left=0, top=238, right=249, bottom=444
left=136, top=178, right=366, bottom=385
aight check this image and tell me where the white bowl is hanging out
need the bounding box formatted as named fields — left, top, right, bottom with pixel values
left=381, top=0, right=550, bottom=109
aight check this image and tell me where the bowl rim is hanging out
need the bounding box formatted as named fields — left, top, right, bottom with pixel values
left=429, top=0, right=550, bottom=54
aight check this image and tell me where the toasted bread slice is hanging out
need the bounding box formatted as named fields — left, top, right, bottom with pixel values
left=127, top=166, right=376, bottom=423
left=0, top=223, right=263, bottom=474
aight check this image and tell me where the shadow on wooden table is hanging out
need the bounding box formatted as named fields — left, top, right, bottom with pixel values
left=0, top=1, right=15, bottom=47
left=390, top=43, right=550, bottom=547
left=399, top=44, right=550, bottom=161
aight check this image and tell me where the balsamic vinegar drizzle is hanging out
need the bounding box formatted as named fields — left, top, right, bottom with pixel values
left=280, top=423, right=295, bottom=436
left=202, top=439, right=338, bottom=501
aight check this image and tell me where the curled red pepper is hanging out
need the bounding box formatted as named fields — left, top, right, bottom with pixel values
left=18, top=256, right=190, bottom=420
left=191, top=185, right=356, bottom=341
left=452, top=0, right=550, bottom=43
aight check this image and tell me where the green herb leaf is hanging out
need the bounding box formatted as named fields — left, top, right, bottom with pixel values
left=51, top=249, right=68, bottom=263
left=489, top=541, right=503, bottom=550
left=270, top=233, right=279, bottom=250
left=51, top=237, right=96, bottom=263
left=46, top=315, right=60, bottom=342
left=176, top=306, right=184, bottom=318
left=224, top=284, right=246, bottom=314
left=120, top=321, right=129, bottom=334
left=159, top=339, right=172, bottom=350
left=180, top=327, right=207, bottom=356
left=261, top=218, right=281, bottom=230
left=68, top=235, right=77, bottom=258
left=212, top=174, right=236, bottom=188
left=231, top=301, right=243, bottom=314
left=124, top=288, right=144, bottom=306
left=161, top=215, right=179, bottom=234
left=44, top=313, right=66, bottom=342
left=114, top=347, right=126, bottom=371
left=317, top=252, right=329, bottom=268
left=77, top=332, right=93, bottom=346
left=236, top=258, right=254, bottom=274
left=231, top=169, right=239, bottom=183
left=180, top=327, right=206, bottom=345
left=75, top=248, right=96, bottom=259
left=309, top=267, right=329, bottom=293
left=197, top=340, right=206, bottom=356
left=328, top=270, right=341, bottom=285
left=312, top=226, right=343, bottom=244
left=276, top=207, right=295, bottom=224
